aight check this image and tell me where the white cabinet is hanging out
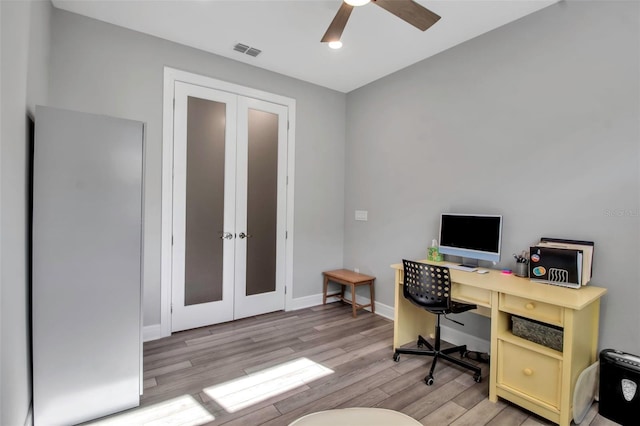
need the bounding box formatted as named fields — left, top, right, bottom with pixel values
left=32, top=106, right=144, bottom=425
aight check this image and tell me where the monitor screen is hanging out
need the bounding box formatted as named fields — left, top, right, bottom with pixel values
left=438, top=214, right=502, bottom=263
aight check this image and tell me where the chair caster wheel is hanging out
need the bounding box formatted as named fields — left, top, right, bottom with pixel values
left=461, top=350, right=469, bottom=358
left=425, top=376, right=434, bottom=386
left=474, top=374, right=482, bottom=383
left=393, top=352, right=400, bottom=362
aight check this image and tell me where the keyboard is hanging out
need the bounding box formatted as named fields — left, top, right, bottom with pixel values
left=447, top=264, right=478, bottom=272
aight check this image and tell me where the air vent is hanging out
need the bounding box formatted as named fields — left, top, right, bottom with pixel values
left=233, top=43, right=261, bottom=58
left=233, top=43, right=250, bottom=53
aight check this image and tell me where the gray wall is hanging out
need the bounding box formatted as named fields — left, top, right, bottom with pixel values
left=1, top=1, right=52, bottom=424
left=48, top=8, right=347, bottom=325
left=344, top=0, right=640, bottom=352
left=3, top=2, right=637, bottom=422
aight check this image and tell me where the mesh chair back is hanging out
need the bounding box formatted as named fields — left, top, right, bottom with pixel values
left=402, top=260, right=451, bottom=310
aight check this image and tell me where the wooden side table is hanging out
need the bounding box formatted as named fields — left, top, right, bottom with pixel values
left=322, top=269, right=376, bottom=318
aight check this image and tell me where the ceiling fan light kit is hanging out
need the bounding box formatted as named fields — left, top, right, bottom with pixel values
left=321, top=0, right=441, bottom=45
left=344, top=0, right=370, bottom=6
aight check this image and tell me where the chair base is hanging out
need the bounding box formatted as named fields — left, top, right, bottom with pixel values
left=393, top=335, right=482, bottom=386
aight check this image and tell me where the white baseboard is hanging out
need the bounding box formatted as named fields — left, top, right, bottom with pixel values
left=289, top=293, right=324, bottom=310
left=143, top=324, right=163, bottom=342
left=372, top=301, right=394, bottom=321
left=292, top=291, right=395, bottom=321
left=291, top=294, right=489, bottom=352
left=142, top=293, right=352, bottom=342
left=144, top=295, right=489, bottom=352
left=441, top=325, right=491, bottom=354
left=339, top=291, right=394, bottom=320
left=142, top=293, right=351, bottom=341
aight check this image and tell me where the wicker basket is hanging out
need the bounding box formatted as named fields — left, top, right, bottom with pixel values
left=512, top=315, right=563, bottom=352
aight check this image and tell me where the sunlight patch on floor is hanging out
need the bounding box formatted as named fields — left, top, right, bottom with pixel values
left=89, top=394, right=214, bottom=425
left=203, top=357, right=334, bottom=413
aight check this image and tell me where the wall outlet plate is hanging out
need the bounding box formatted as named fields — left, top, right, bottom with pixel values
left=355, top=210, right=368, bottom=221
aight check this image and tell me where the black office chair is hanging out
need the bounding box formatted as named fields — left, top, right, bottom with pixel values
left=393, top=260, right=482, bottom=385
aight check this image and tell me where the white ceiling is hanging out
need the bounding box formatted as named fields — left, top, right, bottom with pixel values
left=51, top=0, right=558, bottom=93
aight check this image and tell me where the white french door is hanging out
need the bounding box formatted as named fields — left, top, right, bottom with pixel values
left=171, top=82, right=237, bottom=331
left=234, top=97, right=288, bottom=319
left=171, top=81, right=287, bottom=332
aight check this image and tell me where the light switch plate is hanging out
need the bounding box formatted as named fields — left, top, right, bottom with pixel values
left=355, top=210, right=368, bottom=221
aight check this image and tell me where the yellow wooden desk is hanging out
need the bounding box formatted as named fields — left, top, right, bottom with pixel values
left=391, top=260, right=607, bottom=426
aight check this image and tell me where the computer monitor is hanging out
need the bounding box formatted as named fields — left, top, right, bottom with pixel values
left=438, top=213, right=503, bottom=266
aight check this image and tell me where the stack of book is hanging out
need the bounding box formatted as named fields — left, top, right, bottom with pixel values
left=529, top=238, right=594, bottom=289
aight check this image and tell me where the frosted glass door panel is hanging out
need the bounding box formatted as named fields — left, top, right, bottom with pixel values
left=172, top=82, right=236, bottom=332
left=246, top=109, right=279, bottom=296
left=185, top=96, right=225, bottom=306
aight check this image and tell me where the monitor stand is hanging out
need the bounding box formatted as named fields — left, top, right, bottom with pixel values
left=459, top=258, right=479, bottom=269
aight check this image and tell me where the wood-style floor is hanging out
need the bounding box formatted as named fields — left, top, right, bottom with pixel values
left=91, top=303, right=618, bottom=426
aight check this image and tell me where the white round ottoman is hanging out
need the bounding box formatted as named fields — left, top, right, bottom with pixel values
left=288, top=407, right=422, bottom=426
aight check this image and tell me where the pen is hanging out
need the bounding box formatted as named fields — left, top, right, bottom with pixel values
left=513, top=253, right=529, bottom=263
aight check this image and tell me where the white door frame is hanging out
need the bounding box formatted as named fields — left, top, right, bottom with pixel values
left=160, top=67, right=296, bottom=338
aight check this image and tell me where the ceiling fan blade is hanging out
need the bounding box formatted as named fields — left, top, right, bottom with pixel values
left=373, top=0, right=441, bottom=31
left=321, top=2, right=354, bottom=42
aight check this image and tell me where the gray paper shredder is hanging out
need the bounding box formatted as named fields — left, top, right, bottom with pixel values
left=599, top=349, right=640, bottom=425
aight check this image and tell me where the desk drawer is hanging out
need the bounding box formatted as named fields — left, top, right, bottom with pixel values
left=500, top=294, right=563, bottom=326
left=452, top=283, right=491, bottom=307
left=498, top=340, right=561, bottom=408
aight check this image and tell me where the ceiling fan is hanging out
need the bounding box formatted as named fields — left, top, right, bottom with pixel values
left=321, top=0, right=441, bottom=44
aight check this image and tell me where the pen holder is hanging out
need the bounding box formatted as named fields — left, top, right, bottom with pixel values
left=514, top=262, right=528, bottom=278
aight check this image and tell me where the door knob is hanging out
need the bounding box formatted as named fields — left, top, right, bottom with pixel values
left=219, top=232, right=234, bottom=240
left=238, top=232, right=252, bottom=239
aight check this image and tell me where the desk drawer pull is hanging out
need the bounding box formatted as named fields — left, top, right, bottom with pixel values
left=500, top=294, right=563, bottom=326
left=523, top=368, right=534, bottom=376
